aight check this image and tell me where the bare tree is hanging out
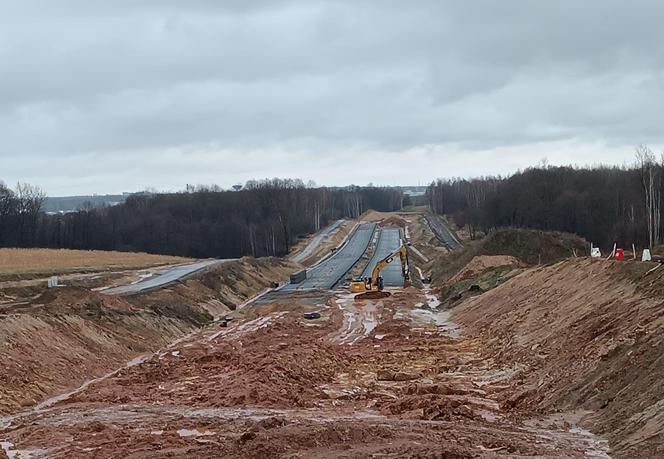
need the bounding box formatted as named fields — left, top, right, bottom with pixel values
left=636, top=145, right=661, bottom=248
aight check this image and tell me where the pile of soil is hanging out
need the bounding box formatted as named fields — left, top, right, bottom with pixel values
left=359, top=210, right=392, bottom=222
left=35, top=287, right=137, bottom=313
left=437, top=255, right=524, bottom=308
left=430, top=228, right=588, bottom=285
left=70, top=313, right=351, bottom=409
left=379, top=216, right=407, bottom=228
left=447, top=255, right=522, bottom=284
left=453, top=257, right=664, bottom=458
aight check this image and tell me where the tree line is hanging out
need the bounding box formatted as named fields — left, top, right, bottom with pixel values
left=0, top=181, right=46, bottom=247
left=0, top=179, right=403, bottom=259
left=427, top=146, right=664, bottom=249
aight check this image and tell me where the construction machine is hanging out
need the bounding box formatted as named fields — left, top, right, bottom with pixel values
left=350, top=245, right=410, bottom=299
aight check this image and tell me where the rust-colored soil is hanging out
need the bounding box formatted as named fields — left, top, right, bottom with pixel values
left=0, top=257, right=297, bottom=417
left=1, top=223, right=660, bottom=457
left=0, top=288, right=610, bottom=458
left=453, top=257, right=664, bottom=458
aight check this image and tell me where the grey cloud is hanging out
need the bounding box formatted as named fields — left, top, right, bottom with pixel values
left=2, top=1, right=664, bottom=193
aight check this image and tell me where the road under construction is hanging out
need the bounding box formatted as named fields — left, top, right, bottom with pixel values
left=0, top=212, right=657, bottom=458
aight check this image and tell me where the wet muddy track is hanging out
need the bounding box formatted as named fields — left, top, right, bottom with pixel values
left=0, top=288, right=611, bottom=458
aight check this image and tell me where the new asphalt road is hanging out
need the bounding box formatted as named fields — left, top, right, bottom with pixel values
left=102, top=259, right=224, bottom=296
left=425, top=214, right=463, bottom=250
left=292, top=219, right=345, bottom=263
left=284, top=222, right=377, bottom=290
left=361, top=228, right=404, bottom=287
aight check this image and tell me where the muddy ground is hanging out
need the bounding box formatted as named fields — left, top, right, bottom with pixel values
left=0, top=257, right=297, bottom=417
left=0, top=287, right=611, bottom=458
left=1, top=213, right=661, bottom=457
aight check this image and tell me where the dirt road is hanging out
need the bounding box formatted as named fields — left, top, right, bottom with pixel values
left=0, top=288, right=610, bottom=458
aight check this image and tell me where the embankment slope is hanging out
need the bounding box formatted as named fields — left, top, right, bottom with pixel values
left=0, top=257, right=297, bottom=415
left=453, top=257, right=664, bottom=458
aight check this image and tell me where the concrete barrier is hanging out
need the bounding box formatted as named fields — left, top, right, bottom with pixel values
left=290, top=269, right=307, bottom=284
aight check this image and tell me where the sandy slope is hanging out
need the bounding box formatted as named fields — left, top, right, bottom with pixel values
left=453, top=257, right=664, bottom=458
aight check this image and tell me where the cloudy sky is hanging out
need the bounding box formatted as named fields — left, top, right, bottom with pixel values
left=2, top=1, right=663, bottom=195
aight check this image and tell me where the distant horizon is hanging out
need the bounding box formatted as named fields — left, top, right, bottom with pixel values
left=8, top=150, right=659, bottom=197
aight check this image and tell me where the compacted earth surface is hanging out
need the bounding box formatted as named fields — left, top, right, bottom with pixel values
left=0, top=287, right=611, bottom=458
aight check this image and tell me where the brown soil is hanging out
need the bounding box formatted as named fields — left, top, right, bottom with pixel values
left=379, top=215, right=407, bottom=228
left=0, top=294, right=194, bottom=415
left=358, top=210, right=392, bottom=222
left=453, top=257, right=664, bottom=458
left=435, top=255, right=525, bottom=308
left=2, top=217, right=658, bottom=457
left=447, top=255, right=522, bottom=284
left=0, top=288, right=610, bottom=458
left=430, top=228, right=588, bottom=286
left=0, top=257, right=297, bottom=416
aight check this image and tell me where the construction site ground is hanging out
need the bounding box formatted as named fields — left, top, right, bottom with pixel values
left=0, top=288, right=611, bottom=458
left=0, top=212, right=662, bottom=458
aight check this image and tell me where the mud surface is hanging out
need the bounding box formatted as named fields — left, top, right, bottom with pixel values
left=0, top=287, right=610, bottom=458
left=0, top=257, right=297, bottom=417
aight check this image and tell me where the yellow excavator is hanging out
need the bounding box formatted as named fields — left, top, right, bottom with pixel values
left=350, top=245, right=410, bottom=299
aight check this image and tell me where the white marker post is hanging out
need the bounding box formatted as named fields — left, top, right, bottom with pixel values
left=642, top=249, right=652, bottom=262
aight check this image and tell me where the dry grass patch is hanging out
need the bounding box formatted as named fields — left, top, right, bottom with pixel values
left=0, top=248, right=192, bottom=276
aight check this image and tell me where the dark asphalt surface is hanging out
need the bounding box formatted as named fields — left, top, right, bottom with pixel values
left=361, top=228, right=404, bottom=287
left=425, top=214, right=463, bottom=250
left=292, top=219, right=344, bottom=263
left=102, top=260, right=224, bottom=296
left=284, top=222, right=376, bottom=290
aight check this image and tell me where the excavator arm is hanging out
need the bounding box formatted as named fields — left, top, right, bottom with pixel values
left=369, top=245, right=410, bottom=288
left=350, top=244, right=410, bottom=297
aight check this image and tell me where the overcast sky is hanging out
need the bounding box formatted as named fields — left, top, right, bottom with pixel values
left=2, top=1, right=663, bottom=195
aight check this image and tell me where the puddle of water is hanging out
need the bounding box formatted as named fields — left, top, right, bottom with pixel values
left=524, top=411, right=612, bottom=459
left=424, top=292, right=440, bottom=309
left=188, top=406, right=385, bottom=424
left=0, top=441, right=43, bottom=459
left=332, top=296, right=378, bottom=345
left=208, top=312, right=287, bottom=341
left=177, top=429, right=215, bottom=438
left=130, top=272, right=154, bottom=285
left=409, top=308, right=460, bottom=338
left=568, top=427, right=612, bottom=458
